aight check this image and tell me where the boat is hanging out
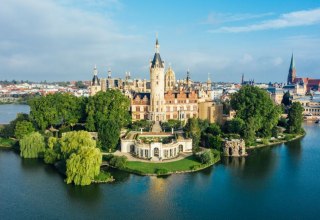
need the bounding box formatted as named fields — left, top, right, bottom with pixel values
left=315, top=119, right=320, bottom=124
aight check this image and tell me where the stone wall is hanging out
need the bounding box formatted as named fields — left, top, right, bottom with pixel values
left=223, top=139, right=246, bottom=157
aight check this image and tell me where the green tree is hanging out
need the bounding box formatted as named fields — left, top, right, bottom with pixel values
left=109, top=155, right=128, bottom=169
left=66, top=147, right=102, bottom=186
left=287, top=102, right=304, bottom=134
left=20, top=132, right=45, bottom=158
left=281, top=91, right=291, bottom=106
left=0, top=113, right=29, bottom=138
left=230, top=85, right=281, bottom=141
left=206, top=123, right=222, bottom=136
left=98, top=120, right=120, bottom=152
left=59, top=131, right=96, bottom=159
left=29, top=93, right=85, bottom=131
left=85, top=90, right=131, bottom=131
left=184, top=118, right=201, bottom=151
left=161, top=119, right=183, bottom=131
left=198, top=150, right=214, bottom=164
left=224, top=117, right=245, bottom=135
left=14, top=120, right=35, bottom=139
left=44, top=137, right=60, bottom=164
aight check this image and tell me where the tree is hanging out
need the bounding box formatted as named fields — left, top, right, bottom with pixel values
left=184, top=118, right=201, bottom=151
left=85, top=90, right=131, bottom=131
left=66, top=147, right=102, bottom=186
left=224, top=117, right=245, bottom=135
left=230, top=85, right=281, bottom=141
left=206, top=123, right=222, bottom=136
left=44, top=137, right=60, bottom=164
left=14, top=120, right=35, bottom=139
left=198, top=150, right=214, bottom=164
left=20, top=132, right=45, bottom=158
left=161, top=119, right=182, bottom=132
left=281, top=91, right=291, bottom=106
left=0, top=113, right=29, bottom=138
left=287, top=102, right=304, bottom=134
left=59, top=131, right=96, bottom=159
left=109, top=156, right=128, bottom=169
left=29, top=93, right=85, bottom=131
left=98, top=120, right=120, bottom=151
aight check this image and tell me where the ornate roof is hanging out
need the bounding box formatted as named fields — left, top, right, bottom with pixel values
left=151, top=38, right=164, bottom=68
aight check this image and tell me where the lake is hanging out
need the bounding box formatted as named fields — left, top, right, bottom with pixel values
left=0, top=104, right=30, bottom=124
left=0, top=105, right=319, bottom=219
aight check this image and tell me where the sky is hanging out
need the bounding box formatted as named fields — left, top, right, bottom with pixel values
left=1, top=0, right=320, bottom=83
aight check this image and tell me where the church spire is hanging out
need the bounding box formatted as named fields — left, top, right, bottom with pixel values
left=287, top=53, right=297, bottom=84
left=289, top=53, right=295, bottom=70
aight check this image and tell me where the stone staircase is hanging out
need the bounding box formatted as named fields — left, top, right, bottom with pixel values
left=151, top=121, right=162, bottom=133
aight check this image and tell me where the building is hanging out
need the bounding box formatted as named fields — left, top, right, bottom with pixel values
left=287, top=53, right=296, bottom=84
left=89, top=65, right=101, bottom=96
left=89, top=37, right=224, bottom=125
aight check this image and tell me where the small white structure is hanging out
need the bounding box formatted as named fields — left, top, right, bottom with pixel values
left=121, top=132, right=192, bottom=160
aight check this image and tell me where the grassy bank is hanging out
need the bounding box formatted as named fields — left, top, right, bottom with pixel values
left=123, top=154, right=220, bottom=176
left=0, top=137, right=17, bottom=148
left=247, top=133, right=305, bottom=150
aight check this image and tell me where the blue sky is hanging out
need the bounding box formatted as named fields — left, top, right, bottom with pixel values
left=1, top=0, right=320, bottom=83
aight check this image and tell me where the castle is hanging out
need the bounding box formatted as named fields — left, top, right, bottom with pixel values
left=89, top=37, right=223, bottom=125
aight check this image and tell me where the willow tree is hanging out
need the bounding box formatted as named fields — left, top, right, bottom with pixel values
left=20, top=132, right=45, bottom=158
left=66, top=147, right=102, bottom=186
left=59, top=131, right=96, bottom=159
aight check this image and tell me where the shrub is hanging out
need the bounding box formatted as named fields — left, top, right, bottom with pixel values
left=102, top=154, right=114, bottom=162
left=198, top=150, right=214, bottom=164
left=155, top=168, right=169, bottom=175
left=109, top=155, right=128, bottom=169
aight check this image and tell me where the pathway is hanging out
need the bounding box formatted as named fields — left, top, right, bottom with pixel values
left=151, top=121, right=162, bottom=133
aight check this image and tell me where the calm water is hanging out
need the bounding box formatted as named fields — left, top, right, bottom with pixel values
left=1, top=106, right=320, bottom=219
left=0, top=104, right=29, bottom=124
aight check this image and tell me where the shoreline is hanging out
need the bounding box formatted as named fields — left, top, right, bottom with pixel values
left=104, top=155, right=221, bottom=176
left=246, top=133, right=305, bottom=150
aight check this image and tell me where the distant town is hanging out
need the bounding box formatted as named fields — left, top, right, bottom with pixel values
left=1, top=50, right=319, bottom=122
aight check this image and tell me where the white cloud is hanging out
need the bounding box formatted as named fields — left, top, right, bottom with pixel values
left=204, top=12, right=273, bottom=25
left=0, top=0, right=142, bottom=81
left=210, top=8, right=320, bottom=33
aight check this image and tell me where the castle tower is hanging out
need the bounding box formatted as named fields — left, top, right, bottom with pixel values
left=150, top=37, right=165, bottom=121
left=287, top=53, right=296, bottom=84
left=165, top=65, right=176, bottom=92
left=207, top=73, right=212, bottom=91
left=90, top=65, right=101, bottom=96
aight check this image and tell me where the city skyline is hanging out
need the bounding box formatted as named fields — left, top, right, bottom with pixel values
left=1, top=0, right=320, bottom=82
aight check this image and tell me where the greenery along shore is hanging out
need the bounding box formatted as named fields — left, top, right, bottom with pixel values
left=0, top=85, right=304, bottom=185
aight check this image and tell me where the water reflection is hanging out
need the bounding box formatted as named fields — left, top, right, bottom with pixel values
left=66, top=184, right=102, bottom=204
left=284, top=139, right=303, bottom=167
left=221, top=147, right=279, bottom=190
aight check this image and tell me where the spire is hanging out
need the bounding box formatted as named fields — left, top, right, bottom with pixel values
left=108, top=68, right=112, bottom=79
left=186, top=68, right=190, bottom=81
left=289, top=53, right=295, bottom=70
left=155, top=33, right=160, bottom=53
left=151, top=34, right=164, bottom=68
left=92, top=65, right=100, bottom=86
left=93, top=64, right=98, bottom=75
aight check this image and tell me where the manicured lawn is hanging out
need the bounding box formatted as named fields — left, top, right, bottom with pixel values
left=126, top=155, right=203, bottom=174
left=0, top=137, right=17, bottom=148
